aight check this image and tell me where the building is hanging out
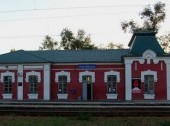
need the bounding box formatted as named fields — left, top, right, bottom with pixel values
left=0, top=32, right=169, bottom=101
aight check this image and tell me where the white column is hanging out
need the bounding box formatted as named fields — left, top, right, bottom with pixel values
left=44, top=64, right=51, bottom=100
left=165, top=61, right=170, bottom=100
left=125, top=59, right=133, bottom=100
left=17, top=65, right=23, bottom=100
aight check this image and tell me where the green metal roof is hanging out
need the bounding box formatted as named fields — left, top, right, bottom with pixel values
left=128, top=32, right=164, bottom=55
left=0, top=49, right=130, bottom=64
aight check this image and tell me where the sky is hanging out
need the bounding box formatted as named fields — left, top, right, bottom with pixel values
left=0, top=0, right=169, bottom=54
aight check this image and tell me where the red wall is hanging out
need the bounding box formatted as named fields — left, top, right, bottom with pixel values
left=50, top=64, right=125, bottom=100
left=131, top=60, right=167, bottom=100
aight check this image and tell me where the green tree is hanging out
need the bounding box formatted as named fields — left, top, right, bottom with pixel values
left=158, top=33, right=170, bottom=53
left=60, top=28, right=97, bottom=50
left=107, top=42, right=124, bottom=49
left=121, top=2, right=166, bottom=32
left=39, top=35, right=58, bottom=50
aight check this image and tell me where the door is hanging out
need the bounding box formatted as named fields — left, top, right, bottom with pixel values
left=82, top=76, right=93, bottom=100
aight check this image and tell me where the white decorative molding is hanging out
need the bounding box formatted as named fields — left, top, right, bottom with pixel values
left=43, top=64, right=50, bottom=100
left=141, top=70, right=157, bottom=82
left=144, top=94, right=155, bottom=99
left=2, top=94, right=13, bottom=99
left=142, top=50, right=156, bottom=64
left=106, top=94, right=118, bottom=99
left=165, top=62, right=170, bottom=100
left=0, top=66, right=17, bottom=70
left=17, top=65, right=23, bottom=100
left=104, top=70, right=120, bottom=83
left=1, top=71, right=15, bottom=83
left=25, top=71, right=41, bottom=83
left=79, top=71, right=95, bottom=83
left=55, top=71, right=71, bottom=83
left=124, top=60, right=132, bottom=100
left=57, top=94, right=68, bottom=99
left=28, top=94, right=38, bottom=99
left=24, top=66, right=43, bottom=69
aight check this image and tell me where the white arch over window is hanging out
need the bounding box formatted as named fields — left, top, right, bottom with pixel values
left=0, top=71, right=15, bottom=83
left=25, top=71, right=41, bottom=83
left=141, top=70, right=157, bottom=82
left=104, top=70, right=120, bottom=83
left=55, top=71, right=71, bottom=83
left=79, top=71, right=95, bottom=83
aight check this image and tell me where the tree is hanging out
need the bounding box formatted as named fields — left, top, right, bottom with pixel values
left=39, top=35, right=58, bottom=50
left=10, top=49, right=16, bottom=52
left=121, top=2, right=166, bottom=33
left=60, top=28, right=97, bottom=50
left=158, top=33, right=170, bottom=53
left=107, top=42, right=124, bottom=49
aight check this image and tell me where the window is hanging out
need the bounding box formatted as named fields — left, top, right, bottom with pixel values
left=29, top=75, right=38, bottom=94
left=144, top=75, right=154, bottom=94
left=107, top=75, right=117, bottom=94
left=3, top=76, right=12, bottom=94
left=58, top=76, right=67, bottom=94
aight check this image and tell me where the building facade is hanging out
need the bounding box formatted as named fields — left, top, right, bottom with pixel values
left=0, top=32, right=170, bottom=101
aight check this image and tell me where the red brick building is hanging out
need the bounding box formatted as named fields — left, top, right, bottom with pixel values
left=0, top=32, right=169, bottom=101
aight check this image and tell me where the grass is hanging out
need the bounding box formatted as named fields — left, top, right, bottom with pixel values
left=0, top=116, right=170, bottom=126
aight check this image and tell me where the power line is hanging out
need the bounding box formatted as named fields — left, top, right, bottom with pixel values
left=0, top=4, right=147, bottom=13
left=0, top=11, right=137, bottom=22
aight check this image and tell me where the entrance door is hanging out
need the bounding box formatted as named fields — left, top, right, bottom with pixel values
left=82, top=76, right=93, bottom=100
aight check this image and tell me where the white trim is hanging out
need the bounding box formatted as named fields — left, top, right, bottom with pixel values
left=106, top=94, right=118, bottom=99
left=55, top=71, right=71, bottom=83
left=104, top=70, right=120, bottom=82
left=165, top=61, right=170, bottom=100
left=28, top=94, right=38, bottom=99
left=144, top=94, right=155, bottom=99
left=57, top=94, right=68, bottom=99
left=0, top=71, right=15, bottom=83
left=0, top=66, right=17, bottom=70
left=142, top=50, right=157, bottom=64
left=79, top=71, right=95, bottom=83
left=124, top=59, right=133, bottom=100
left=141, top=70, right=157, bottom=82
left=17, top=65, right=23, bottom=100
left=24, top=66, right=43, bottom=69
left=2, top=94, right=13, bottom=99
left=43, top=64, right=50, bottom=100
left=25, top=71, right=41, bottom=83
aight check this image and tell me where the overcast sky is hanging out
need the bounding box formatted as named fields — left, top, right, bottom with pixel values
left=0, top=0, right=169, bottom=54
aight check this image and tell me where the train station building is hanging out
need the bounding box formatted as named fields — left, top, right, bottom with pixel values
left=0, top=32, right=169, bottom=101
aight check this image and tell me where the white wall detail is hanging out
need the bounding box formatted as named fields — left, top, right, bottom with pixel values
left=55, top=71, right=71, bottom=83
left=106, top=94, right=118, bottom=99
left=17, top=65, right=23, bottom=100
left=141, top=70, right=157, bottom=82
left=79, top=71, right=95, bottom=83
left=2, top=94, right=13, bottom=99
left=28, top=94, right=38, bottom=99
left=57, top=94, right=68, bottom=99
left=124, top=59, right=133, bottom=100
left=25, top=71, right=41, bottom=83
left=142, top=50, right=157, bottom=64
left=44, top=64, right=50, bottom=100
left=144, top=94, right=155, bottom=99
left=1, top=71, right=15, bottom=83
left=164, top=60, right=170, bottom=100
left=104, top=70, right=120, bottom=83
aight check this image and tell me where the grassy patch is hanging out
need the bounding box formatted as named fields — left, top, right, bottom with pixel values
left=0, top=116, right=169, bottom=126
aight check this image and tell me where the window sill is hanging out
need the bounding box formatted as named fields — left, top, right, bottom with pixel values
left=57, top=94, right=68, bottom=99
left=2, top=94, right=12, bottom=99
left=28, top=94, right=38, bottom=99
left=144, top=94, right=155, bottom=99
left=106, top=94, right=118, bottom=99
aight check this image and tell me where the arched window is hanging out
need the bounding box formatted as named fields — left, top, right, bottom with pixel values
left=58, top=75, right=67, bottom=94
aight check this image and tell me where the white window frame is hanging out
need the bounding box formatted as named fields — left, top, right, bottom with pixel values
left=1, top=71, right=15, bottom=83
left=141, top=70, right=157, bottom=99
left=104, top=70, right=120, bottom=99
left=25, top=71, right=41, bottom=83
left=79, top=71, right=95, bottom=83
left=55, top=71, right=71, bottom=83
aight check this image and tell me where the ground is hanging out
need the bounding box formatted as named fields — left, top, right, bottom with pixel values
left=1, top=116, right=170, bottom=126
